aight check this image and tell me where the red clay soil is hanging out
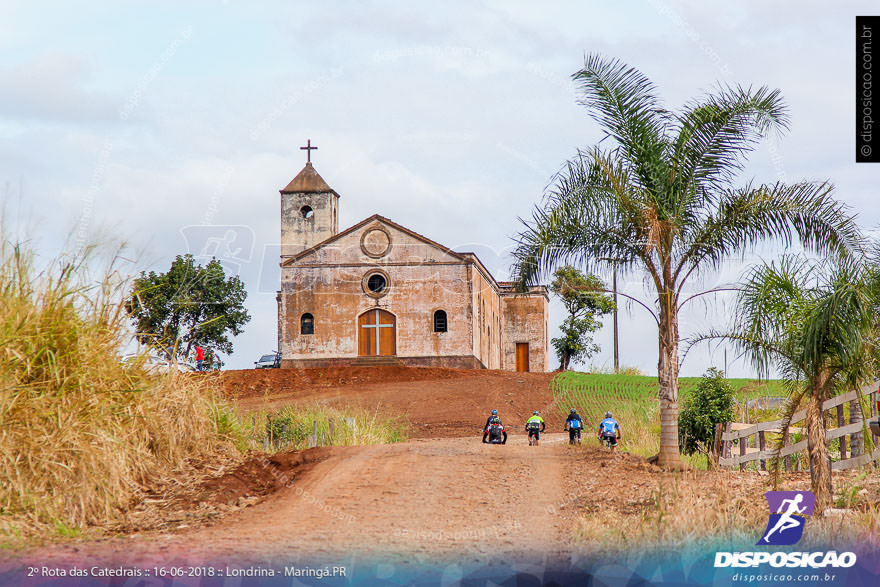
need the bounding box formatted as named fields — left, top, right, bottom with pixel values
left=197, top=447, right=333, bottom=507
left=219, top=366, right=559, bottom=438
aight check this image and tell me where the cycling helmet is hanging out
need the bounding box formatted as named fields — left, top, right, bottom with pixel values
left=570, top=408, right=577, bottom=414
left=605, top=411, right=612, bottom=418
left=533, top=410, right=540, bottom=415
left=491, top=409, right=498, bottom=415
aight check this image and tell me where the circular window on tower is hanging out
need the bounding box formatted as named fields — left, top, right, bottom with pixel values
left=362, top=269, right=390, bottom=298
left=300, top=205, right=314, bottom=219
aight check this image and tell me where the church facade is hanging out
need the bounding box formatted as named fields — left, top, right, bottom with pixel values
left=276, top=157, right=549, bottom=372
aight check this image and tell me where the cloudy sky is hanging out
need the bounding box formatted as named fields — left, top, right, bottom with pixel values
left=2, top=1, right=878, bottom=375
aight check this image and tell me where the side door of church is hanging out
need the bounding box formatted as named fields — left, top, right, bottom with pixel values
left=515, top=342, right=530, bottom=372
left=358, top=309, right=397, bottom=356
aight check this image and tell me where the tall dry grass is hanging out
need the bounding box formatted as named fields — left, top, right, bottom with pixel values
left=216, top=403, right=409, bottom=453
left=573, top=471, right=766, bottom=552
left=573, top=469, right=880, bottom=554
left=0, top=238, right=233, bottom=540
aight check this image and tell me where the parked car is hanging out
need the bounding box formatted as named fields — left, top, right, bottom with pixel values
left=254, top=351, right=280, bottom=369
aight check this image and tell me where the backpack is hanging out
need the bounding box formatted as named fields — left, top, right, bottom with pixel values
left=526, top=420, right=541, bottom=431
left=489, top=416, right=500, bottom=425
left=569, top=418, right=582, bottom=430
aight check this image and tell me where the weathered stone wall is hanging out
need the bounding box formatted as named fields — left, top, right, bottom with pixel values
left=501, top=291, right=549, bottom=372
left=279, top=216, right=549, bottom=372
left=281, top=221, right=475, bottom=362
left=281, top=356, right=484, bottom=369
left=469, top=266, right=503, bottom=369
left=280, top=191, right=339, bottom=258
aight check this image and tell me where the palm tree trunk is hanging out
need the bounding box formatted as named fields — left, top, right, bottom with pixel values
left=657, top=299, right=681, bottom=467
left=806, top=383, right=832, bottom=511
left=849, top=397, right=864, bottom=457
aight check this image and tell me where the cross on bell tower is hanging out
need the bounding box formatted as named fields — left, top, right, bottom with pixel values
left=280, top=140, right=339, bottom=258
left=300, top=139, right=317, bottom=163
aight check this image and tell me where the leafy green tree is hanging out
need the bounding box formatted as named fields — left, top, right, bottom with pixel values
left=678, top=367, right=735, bottom=466
left=550, top=266, right=614, bottom=370
left=126, top=254, right=251, bottom=362
left=710, top=255, right=879, bottom=510
left=511, top=54, right=861, bottom=467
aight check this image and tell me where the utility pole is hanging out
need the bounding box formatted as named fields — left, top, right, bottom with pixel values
left=612, top=261, right=619, bottom=373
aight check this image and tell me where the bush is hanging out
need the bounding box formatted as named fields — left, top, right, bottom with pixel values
left=678, top=368, right=735, bottom=461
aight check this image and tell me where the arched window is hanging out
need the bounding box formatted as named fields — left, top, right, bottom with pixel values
left=433, top=310, right=448, bottom=333
left=301, top=313, right=314, bottom=335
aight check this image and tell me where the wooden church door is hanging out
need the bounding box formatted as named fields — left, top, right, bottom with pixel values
left=358, top=309, right=397, bottom=356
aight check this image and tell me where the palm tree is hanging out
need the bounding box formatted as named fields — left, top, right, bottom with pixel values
left=716, top=256, right=879, bottom=509
left=511, top=55, right=863, bottom=467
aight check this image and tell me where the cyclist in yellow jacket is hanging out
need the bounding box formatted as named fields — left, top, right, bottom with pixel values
left=525, top=411, right=546, bottom=446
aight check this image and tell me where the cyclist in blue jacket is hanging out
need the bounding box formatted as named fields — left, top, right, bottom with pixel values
left=598, top=411, right=621, bottom=450
left=564, top=409, right=584, bottom=445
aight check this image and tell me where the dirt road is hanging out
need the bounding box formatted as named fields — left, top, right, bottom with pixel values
left=20, top=433, right=627, bottom=570
left=182, top=434, right=575, bottom=564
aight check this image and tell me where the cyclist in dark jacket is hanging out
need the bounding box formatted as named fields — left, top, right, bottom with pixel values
left=483, top=409, right=507, bottom=444
left=564, top=409, right=584, bottom=444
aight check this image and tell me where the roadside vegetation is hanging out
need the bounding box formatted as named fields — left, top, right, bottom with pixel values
left=0, top=238, right=239, bottom=543
left=572, top=467, right=880, bottom=554
left=0, top=237, right=407, bottom=546
left=552, top=370, right=787, bottom=468
left=213, top=402, right=408, bottom=453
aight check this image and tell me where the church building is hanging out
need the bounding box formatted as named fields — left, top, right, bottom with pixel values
left=276, top=145, right=549, bottom=372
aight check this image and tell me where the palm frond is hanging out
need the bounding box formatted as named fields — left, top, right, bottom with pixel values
left=510, top=148, right=661, bottom=289
left=573, top=54, right=672, bottom=203
left=672, top=84, right=789, bottom=196
left=674, top=181, right=864, bottom=284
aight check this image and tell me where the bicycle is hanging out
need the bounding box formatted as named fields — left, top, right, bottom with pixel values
left=526, top=425, right=542, bottom=446
left=600, top=434, right=618, bottom=450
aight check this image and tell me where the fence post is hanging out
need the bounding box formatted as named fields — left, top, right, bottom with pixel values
left=712, top=423, right=723, bottom=464
left=265, top=415, right=272, bottom=452
left=759, top=431, right=766, bottom=471
left=783, top=426, right=791, bottom=472
left=837, top=404, right=847, bottom=460
left=739, top=432, right=747, bottom=472
left=722, top=422, right=732, bottom=464
left=308, top=420, right=318, bottom=448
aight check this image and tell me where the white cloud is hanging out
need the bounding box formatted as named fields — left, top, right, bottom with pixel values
left=0, top=52, right=118, bottom=122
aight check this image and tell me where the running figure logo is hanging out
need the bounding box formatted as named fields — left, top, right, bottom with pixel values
left=758, top=491, right=815, bottom=546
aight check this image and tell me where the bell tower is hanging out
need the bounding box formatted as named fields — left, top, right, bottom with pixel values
left=280, top=140, right=340, bottom=259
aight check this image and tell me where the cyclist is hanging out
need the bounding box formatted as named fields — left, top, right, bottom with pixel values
left=483, top=409, right=506, bottom=444
left=564, top=408, right=584, bottom=445
left=483, top=409, right=501, bottom=431
left=525, top=410, right=546, bottom=445
left=598, top=411, right=621, bottom=450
